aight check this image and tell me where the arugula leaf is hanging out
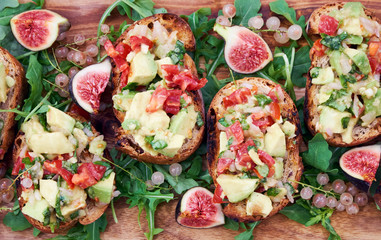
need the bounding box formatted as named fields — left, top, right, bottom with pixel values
left=280, top=203, right=313, bottom=225
left=269, top=0, right=313, bottom=46
left=3, top=199, right=32, bottom=231
left=233, top=0, right=261, bottom=27
left=0, top=0, right=19, bottom=12
left=154, top=164, right=198, bottom=194
left=224, top=217, right=240, bottom=231
left=33, top=228, right=41, bottom=237
left=302, top=133, right=332, bottom=172
left=83, top=214, right=108, bottom=240
left=22, top=54, right=43, bottom=113
left=234, top=221, right=261, bottom=240
left=291, top=46, right=311, bottom=87
left=321, top=32, right=348, bottom=50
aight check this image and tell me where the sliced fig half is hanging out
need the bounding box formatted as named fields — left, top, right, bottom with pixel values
left=213, top=24, right=272, bottom=74
left=10, top=9, right=70, bottom=51
left=69, top=59, right=111, bottom=113
left=340, top=144, right=381, bottom=192
left=175, top=187, right=225, bottom=228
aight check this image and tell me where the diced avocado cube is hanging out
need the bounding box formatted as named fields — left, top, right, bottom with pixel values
left=328, top=51, right=343, bottom=75
left=341, top=117, right=358, bottom=144
left=21, top=116, right=45, bottom=140
left=319, top=106, right=352, bottom=134
left=342, top=2, right=366, bottom=18
left=89, top=137, right=107, bottom=156
left=264, top=123, right=286, bottom=157
left=39, top=179, right=59, bottom=207
left=273, top=158, right=284, bottom=180
left=344, top=48, right=371, bottom=74
left=219, top=132, right=228, bottom=154
left=246, top=192, right=273, bottom=217
left=88, top=172, right=115, bottom=203
left=344, top=35, right=363, bottom=45
left=73, top=128, right=88, bottom=148
left=60, top=186, right=87, bottom=219
left=248, top=149, right=264, bottom=166
left=312, top=67, right=334, bottom=85
left=28, top=132, right=75, bottom=154
left=0, top=62, right=8, bottom=103
left=154, top=131, right=185, bottom=157
left=22, top=196, right=51, bottom=223
left=47, top=106, right=76, bottom=134
left=112, top=92, right=135, bottom=112
left=363, top=89, right=381, bottom=116
left=281, top=121, right=296, bottom=137
left=267, top=187, right=287, bottom=202
left=128, top=52, right=157, bottom=86
left=342, top=18, right=364, bottom=36
left=169, top=105, right=198, bottom=138
left=216, top=174, right=259, bottom=203
left=255, top=164, right=269, bottom=177
left=155, top=57, right=173, bottom=78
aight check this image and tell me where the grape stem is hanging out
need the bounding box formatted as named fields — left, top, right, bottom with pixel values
left=290, top=180, right=340, bottom=197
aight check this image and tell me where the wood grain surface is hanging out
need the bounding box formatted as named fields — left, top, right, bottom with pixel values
left=1, top=0, right=381, bottom=239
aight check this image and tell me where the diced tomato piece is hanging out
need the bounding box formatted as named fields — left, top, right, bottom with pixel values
left=269, top=102, right=280, bottom=120
left=44, top=160, right=74, bottom=188
left=267, top=85, right=283, bottom=103
left=129, top=36, right=153, bottom=52
left=72, top=164, right=97, bottom=189
left=310, top=40, right=326, bottom=58
left=369, top=42, right=380, bottom=57
left=12, top=156, right=24, bottom=175
left=267, top=165, right=275, bottom=178
left=113, top=56, right=129, bottom=72
left=252, top=168, right=264, bottom=179
left=119, top=70, right=129, bottom=89
left=217, top=158, right=234, bottom=174
left=251, top=116, right=274, bottom=131
left=233, top=139, right=256, bottom=170
left=257, top=149, right=275, bottom=167
left=223, top=87, right=251, bottom=108
left=318, top=15, right=338, bottom=36
left=163, top=89, right=182, bottom=115
left=162, top=64, right=180, bottom=85
left=213, top=184, right=228, bottom=204
left=69, top=103, right=90, bottom=120
left=115, top=42, right=131, bottom=59
left=171, top=71, right=207, bottom=91
left=226, top=121, right=244, bottom=146
left=146, top=85, right=169, bottom=113
left=86, top=163, right=106, bottom=181
left=104, top=40, right=119, bottom=58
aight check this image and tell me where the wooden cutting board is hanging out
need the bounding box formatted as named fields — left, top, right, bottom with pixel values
left=1, top=0, right=381, bottom=239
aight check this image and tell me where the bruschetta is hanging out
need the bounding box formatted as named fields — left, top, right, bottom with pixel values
left=207, top=77, right=303, bottom=222
left=12, top=107, right=116, bottom=233
left=0, top=46, right=25, bottom=160
left=106, top=13, right=206, bottom=164
left=305, top=2, right=381, bottom=146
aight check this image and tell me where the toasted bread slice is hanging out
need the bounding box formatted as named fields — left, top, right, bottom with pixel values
left=112, top=13, right=205, bottom=164
left=14, top=113, right=112, bottom=233
left=305, top=3, right=381, bottom=147
left=207, top=77, right=303, bottom=222
left=0, top=46, right=25, bottom=160
left=307, top=2, right=379, bottom=35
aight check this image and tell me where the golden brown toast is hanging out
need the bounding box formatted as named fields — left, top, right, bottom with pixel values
left=207, top=77, right=303, bottom=222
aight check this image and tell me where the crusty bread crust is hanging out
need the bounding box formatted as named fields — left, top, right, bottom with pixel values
left=207, top=77, right=303, bottom=222
left=0, top=46, right=25, bottom=160
left=112, top=13, right=205, bottom=164
left=305, top=3, right=381, bottom=147
left=14, top=113, right=110, bottom=233
left=307, top=2, right=380, bottom=35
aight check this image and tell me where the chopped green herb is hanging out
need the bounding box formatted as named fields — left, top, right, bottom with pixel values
left=167, top=40, right=186, bottom=65
left=310, top=67, right=320, bottom=78
left=322, top=89, right=350, bottom=112
left=267, top=188, right=281, bottom=197
left=321, top=32, right=348, bottom=50
left=227, top=136, right=234, bottom=146
left=341, top=117, right=350, bottom=129
left=339, top=74, right=356, bottom=88
left=122, top=82, right=139, bottom=91
left=255, top=94, right=272, bottom=107
left=144, top=135, right=154, bottom=144
left=218, top=117, right=230, bottom=127
left=196, top=112, right=204, bottom=127
left=151, top=140, right=168, bottom=150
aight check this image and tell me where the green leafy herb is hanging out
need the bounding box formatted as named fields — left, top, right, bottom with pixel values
left=3, top=199, right=32, bottom=231
left=122, top=82, right=139, bottom=91
left=196, top=112, right=204, bottom=127
left=291, top=45, right=311, bottom=87
left=266, top=187, right=281, bottom=196
left=310, top=67, right=320, bottom=78
left=167, top=40, right=186, bottom=65
left=0, top=0, right=19, bottom=12
left=340, top=74, right=356, bottom=88
left=234, top=221, right=261, bottom=240
left=33, top=228, right=41, bottom=237
left=151, top=139, right=168, bottom=150
left=233, top=0, right=261, bottom=27
left=321, top=32, right=348, bottom=50
left=322, top=89, right=350, bottom=112
left=218, top=117, right=230, bottom=127
left=269, top=0, right=313, bottom=46
left=255, top=94, right=272, bottom=107
left=341, top=117, right=350, bottom=129
left=227, top=136, right=234, bottom=146
left=302, top=133, right=333, bottom=172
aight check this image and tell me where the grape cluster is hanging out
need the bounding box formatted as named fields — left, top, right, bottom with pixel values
left=300, top=173, right=368, bottom=215
left=53, top=24, right=110, bottom=98
left=146, top=163, right=183, bottom=189
left=0, top=164, right=14, bottom=204
left=216, top=4, right=236, bottom=27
